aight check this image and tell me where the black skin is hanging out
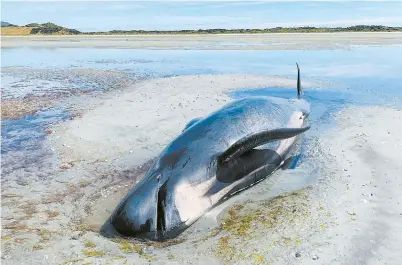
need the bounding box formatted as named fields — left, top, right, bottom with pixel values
left=101, top=96, right=309, bottom=241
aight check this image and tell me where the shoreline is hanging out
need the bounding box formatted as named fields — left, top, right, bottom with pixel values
left=2, top=32, right=402, bottom=49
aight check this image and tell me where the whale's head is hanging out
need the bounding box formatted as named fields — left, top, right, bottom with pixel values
left=101, top=166, right=190, bottom=241
left=101, top=142, right=203, bottom=241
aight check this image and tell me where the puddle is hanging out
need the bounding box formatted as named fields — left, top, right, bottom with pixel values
left=1, top=109, right=69, bottom=154
left=1, top=108, right=70, bottom=178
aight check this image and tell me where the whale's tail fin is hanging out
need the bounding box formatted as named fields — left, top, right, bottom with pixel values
left=296, top=62, right=301, bottom=99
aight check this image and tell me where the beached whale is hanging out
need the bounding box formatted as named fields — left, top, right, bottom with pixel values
left=101, top=64, right=310, bottom=241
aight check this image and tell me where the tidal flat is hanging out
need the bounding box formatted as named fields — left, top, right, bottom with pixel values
left=1, top=34, right=402, bottom=265
left=2, top=32, right=402, bottom=49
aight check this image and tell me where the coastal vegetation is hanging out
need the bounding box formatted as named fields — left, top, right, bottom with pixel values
left=1, top=22, right=80, bottom=35
left=1, top=21, right=402, bottom=36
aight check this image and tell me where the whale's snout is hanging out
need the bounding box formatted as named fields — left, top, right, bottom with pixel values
left=101, top=176, right=184, bottom=241
left=101, top=178, right=159, bottom=238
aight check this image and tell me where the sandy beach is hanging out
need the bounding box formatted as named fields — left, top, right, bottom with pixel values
left=3, top=0, right=402, bottom=262
left=2, top=71, right=402, bottom=264
left=312, top=106, right=402, bottom=264
left=2, top=32, right=402, bottom=49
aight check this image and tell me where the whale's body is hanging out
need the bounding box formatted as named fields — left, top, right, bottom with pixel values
left=102, top=65, right=310, bottom=241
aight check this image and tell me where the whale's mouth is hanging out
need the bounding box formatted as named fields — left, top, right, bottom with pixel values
left=157, top=183, right=167, bottom=233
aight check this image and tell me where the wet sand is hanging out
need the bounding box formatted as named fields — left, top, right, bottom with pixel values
left=2, top=32, right=402, bottom=49
left=2, top=73, right=402, bottom=264
left=311, top=106, right=402, bottom=264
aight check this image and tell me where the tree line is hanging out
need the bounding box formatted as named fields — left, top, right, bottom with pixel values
left=2, top=21, right=402, bottom=35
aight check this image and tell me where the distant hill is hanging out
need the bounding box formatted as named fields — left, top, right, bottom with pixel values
left=93, top=25, right=402, bottom=35
left=1, top=22, right=81, bottom=35
left=1, top=21, right=16, bottom=27
left=1, top=22, right=402, bottom=36
left=29, top=22, right=80, bottom=34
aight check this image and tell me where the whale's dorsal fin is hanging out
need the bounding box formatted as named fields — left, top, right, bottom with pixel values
left=296, top=62, right=301, bottom=99
left=219, top=127, right=310, bottom=164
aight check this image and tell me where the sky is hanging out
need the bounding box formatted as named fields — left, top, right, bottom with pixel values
left=1, top=1, right=402, bottom=32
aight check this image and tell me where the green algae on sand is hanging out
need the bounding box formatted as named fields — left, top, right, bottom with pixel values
left=214, top=189, right=331, bottom=264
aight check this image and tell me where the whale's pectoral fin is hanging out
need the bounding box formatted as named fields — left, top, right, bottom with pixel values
left=182, top=118, right=202, bottom=132
left=216, top=149, right=281, bottom=184
left=219, top=127, right=310, bottom=164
